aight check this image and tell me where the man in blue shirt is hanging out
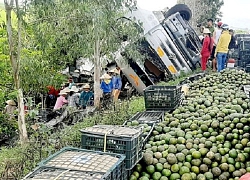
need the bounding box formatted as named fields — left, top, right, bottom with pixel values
left=79, top=84, right=93, bottom=109
left=112, top=67, right=122, bottom=102
left=100, top=73, right=113, bottom=94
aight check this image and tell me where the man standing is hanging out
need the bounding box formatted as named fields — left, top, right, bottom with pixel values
left=211, top=22, right=223, bottom=71
left=112, top=67, right=122, bottom=102
left=206, top=19, right=215, bottom=35
left=215, top=24, right=231, bottom=72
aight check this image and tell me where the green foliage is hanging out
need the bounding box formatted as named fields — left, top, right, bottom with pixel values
left=0, top=97, right=145, bottom=179
left=0, top=112, right=18, bottom=140
left=198, top=0, right=224, bottom=24
left=26, top=0, right=141, bottom=66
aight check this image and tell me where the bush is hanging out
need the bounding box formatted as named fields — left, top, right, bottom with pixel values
left=0, top=97, right=145, bottom=179
left=0, top=112, right=18, bottom=141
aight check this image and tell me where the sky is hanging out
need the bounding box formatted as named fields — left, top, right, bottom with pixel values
left=0, top=0, right=249, bottom=29
left=137, top=0, right=250, bottom=29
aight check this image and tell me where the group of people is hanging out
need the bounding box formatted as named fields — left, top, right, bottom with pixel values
left=52, top=66, right=122, bottom=111
left=53, top=83, right=93, bottom=110
left=100, top=67, right=122, bottom=103
left=199, top=19, right=236, bottom=72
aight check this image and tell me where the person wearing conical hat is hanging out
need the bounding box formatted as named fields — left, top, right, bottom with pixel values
left=79, top=84, right=94, bottom=109
left=53, top=89, right=69, bottom=110
left=100, top=73, right=113, bottom=95
left=3, top=100, right=17, bottom=117
left=200, top=28, right=213, bottom=72
left=68, top=86, right=80, bottom=108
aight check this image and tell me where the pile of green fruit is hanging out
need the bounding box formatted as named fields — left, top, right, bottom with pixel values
left=130, top=69, right=250, bottom=180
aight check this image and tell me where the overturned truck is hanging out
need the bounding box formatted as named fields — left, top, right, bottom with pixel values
left=105, top=4, right=202, bottom=94
left=69, top=4, right=201, bottom=95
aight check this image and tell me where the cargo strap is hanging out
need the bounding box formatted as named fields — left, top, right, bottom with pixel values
left=103, top=131, right=110, bottom=152
left=53, top=169, right=70, bottom=180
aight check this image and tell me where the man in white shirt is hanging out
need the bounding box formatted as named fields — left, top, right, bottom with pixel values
left=211, top=22, right=223, bottom=71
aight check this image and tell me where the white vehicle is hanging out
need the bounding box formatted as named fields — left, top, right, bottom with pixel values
left=108, top=4, right=201, bottom=94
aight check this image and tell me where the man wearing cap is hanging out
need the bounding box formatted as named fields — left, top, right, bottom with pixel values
left=68, top=86, right=80, bottom=108
left=215, top=24, right=231, bottom=72
left=211, top=22, right=223, bottom=71
left=79, top=84, right=93, bottom=109
left=53, top=88, right=69, bottom=110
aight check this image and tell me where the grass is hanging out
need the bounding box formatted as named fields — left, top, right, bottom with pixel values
left=0, top=69, right=198, bottom=179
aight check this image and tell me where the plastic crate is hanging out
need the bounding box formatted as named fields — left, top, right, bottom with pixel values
left=125, top=111, right=164, bottom=126
left=144, top=85, right=181, bottom=111
left=37, top=147, right=127, bottom=180
left=22, top=166, right=109, bottom=180
left=80, top=125, right=143, bottom=170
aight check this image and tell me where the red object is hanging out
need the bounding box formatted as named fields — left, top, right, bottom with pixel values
left=201, top=55, right=210, bottom=71
left=201, top=36, right=213, bottom=55
left=217, top=22, right=223, bottom=27
left=47, top=86, right=60, bottom=97
left=228, top=58, right=236, bottom=63
left=201, top=36, right=213, bottom=71
left=240, top=173, right=250, bottom=180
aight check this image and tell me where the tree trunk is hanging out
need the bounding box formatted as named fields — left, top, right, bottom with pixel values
left=5, top=0, right=28, bottom=144
left=93, top=38, right=102, bottom=109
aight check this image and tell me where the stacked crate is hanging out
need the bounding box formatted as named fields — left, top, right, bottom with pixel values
left=22, top=147, right=127, bottom=180
left=80, top=125, right=144, bottom=170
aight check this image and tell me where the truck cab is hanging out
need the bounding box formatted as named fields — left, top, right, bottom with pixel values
left=111, top=4, right=200, bottom=94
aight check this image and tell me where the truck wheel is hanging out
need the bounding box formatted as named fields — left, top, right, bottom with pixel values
left=164, top=4, right=192, bottom=21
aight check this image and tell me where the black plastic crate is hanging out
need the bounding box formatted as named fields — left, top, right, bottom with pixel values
left=80, top=125, right=143, bottom=170
left=144, top=85, right=181, bottom=111
left=37, top=147, right=127, bottom=180
left=124, top=111, right=164, bottom=126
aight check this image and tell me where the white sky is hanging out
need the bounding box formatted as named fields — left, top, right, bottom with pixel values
left=137, top=0, right=250, bottom=29
left=1, top=0, right=249, bottom=29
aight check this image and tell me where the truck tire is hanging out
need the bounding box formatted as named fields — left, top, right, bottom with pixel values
left=164, top=4, right=192, bottom=21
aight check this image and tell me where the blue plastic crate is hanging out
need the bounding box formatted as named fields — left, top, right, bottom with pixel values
left=36, top=147, right=127, bottom=180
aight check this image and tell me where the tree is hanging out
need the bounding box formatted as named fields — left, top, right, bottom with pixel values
left=4, top=0, right=28, bottom=144
left=26, top=0, right=141, bottom=107
left=178, top=0, right=224, bottom=32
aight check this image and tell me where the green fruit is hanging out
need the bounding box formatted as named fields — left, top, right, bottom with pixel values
left=211, top=167, right=221, bottom=177
left=133, top=171, right=140, bottom=178
left=152, top=172, right=162, bottom=180
left=146, top=165, right=155, bottom=174
left=161, top=169, right=171, bottom=177
left=191, top=166, right=199, bottom=174
left=140, top=177, right=149, bottom=180
left=169, top=173, right=180, bottom=180
left=159, top=176, right=168, bottom=180
left=192, top=151, right=201, bottom=159
left=181, top=173, right=192, bottom=180
left=179, top=166, right=190, bottom=175
left=171, top=164, right=179, bottom=173
left=167, top=153, right=177, bottom=165
left=130, top=175, right=137, bottom=180
left=131, top=120, right=139, bottom=126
